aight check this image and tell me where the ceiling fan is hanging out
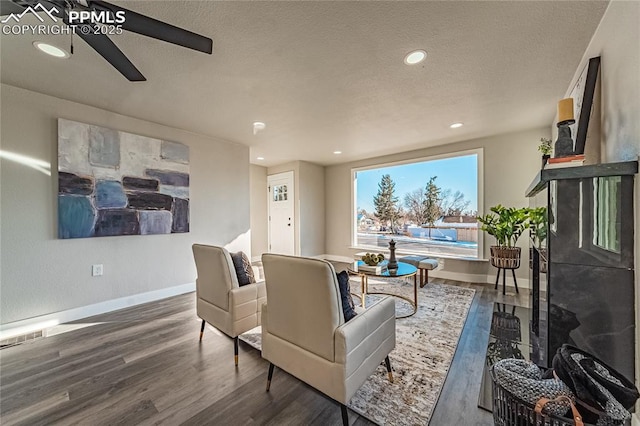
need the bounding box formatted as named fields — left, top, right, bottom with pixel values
left=0, top=0, right=213, bottom=81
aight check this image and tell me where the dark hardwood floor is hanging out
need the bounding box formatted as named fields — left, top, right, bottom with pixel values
left=0, top=278, right=528, bottom=425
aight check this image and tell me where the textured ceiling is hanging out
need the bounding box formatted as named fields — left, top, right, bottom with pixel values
left=0, top=1, right=608, bottom=166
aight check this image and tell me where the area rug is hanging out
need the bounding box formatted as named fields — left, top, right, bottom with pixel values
left=239, top=278, right=475, bottom=425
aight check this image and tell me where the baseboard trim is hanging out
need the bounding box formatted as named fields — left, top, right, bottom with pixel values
left=0, top=282, right=195, bottom=340
left=430, top=269, right=530, bottom=290
left=429, top=269, right=489, bottom=285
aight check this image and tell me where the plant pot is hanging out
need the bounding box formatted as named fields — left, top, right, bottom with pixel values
left=541, top=154, right=551, bottom=168
left=490, top=246, right=521, bottom=269
left=490, top=311, right=522, bottom=341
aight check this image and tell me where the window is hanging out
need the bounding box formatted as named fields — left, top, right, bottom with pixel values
left=273, top=184, right=288, bottom=202
left=352, top=150, right=481, bottom=259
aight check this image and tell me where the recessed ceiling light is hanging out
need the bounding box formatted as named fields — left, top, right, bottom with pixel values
left=256, top=157, right=265, bottom=160
left=404, top=49, right=426, bottom=65
left=333, top=151, right=342, bottom=155
left=33, top=41, right=70, bottom=58
left=449, top=122, right=464, bottom=129
left=253, top=121, right=266, bottom=135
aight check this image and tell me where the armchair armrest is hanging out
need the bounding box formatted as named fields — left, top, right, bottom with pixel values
left=228, top=283, right=263, bottom=336
left=229, top=283, right=259, bottom=305
left=334, top=297, right=395, bottom=366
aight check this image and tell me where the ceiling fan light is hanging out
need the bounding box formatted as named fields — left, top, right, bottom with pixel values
left=33, top=41, right=70, bottom=59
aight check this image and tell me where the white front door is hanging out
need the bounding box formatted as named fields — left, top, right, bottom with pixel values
left=268, top=171, right=295, bottom=255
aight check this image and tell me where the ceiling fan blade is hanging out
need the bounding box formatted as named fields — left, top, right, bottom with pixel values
left=1, top=0, right=26, bottom=16
left=77, top=25, right=146, bottom=81
left=89, top=0, right=212, bottom=54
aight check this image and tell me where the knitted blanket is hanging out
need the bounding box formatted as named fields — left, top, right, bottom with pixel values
left=552, top=345, right=639, bottom=425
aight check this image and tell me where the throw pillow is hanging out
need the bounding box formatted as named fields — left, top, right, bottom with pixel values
left=231, top=251, right=256, bottom=286
left=336, top=270, right=357, bottom=322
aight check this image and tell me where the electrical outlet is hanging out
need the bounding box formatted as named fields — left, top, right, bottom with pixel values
left=92, top=264, right=104, bottom=277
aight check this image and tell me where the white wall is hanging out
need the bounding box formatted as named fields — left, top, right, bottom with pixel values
left=250, top=164, right=269, bottom=261
left=0, top=84, right=251, bottom=327
left=572, top=1, right=639, bottom=165
left=561, top=0, right=640, bottom=415
left=299, top=161, right=325, bottom=257
left=325, top=127, right=547, bottom=286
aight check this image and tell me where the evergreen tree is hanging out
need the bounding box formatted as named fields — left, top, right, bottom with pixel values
left=424, top=176, right=442, bottom=236
left=373, top=174, right=400, bottom=232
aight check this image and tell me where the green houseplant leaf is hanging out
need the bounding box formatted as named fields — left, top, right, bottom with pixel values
left=477, top=204, right=529, bottom=248
left=527, top=207, right=548, bottom=246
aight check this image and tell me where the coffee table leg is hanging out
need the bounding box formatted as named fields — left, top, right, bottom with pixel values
left=361, top=274, right=366, bottom=309
left=414, top=274, right=418, bottom=309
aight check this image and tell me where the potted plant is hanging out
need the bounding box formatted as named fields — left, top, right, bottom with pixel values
left=538, top=138, right=552, bottom=168
left=477, top=205, right=528, bottom=269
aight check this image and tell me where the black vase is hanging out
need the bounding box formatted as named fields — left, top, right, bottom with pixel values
left=388, top=239, right=398, bottom=270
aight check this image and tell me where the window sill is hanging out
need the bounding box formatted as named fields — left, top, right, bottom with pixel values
left=348, top=246, right=489, bottom=262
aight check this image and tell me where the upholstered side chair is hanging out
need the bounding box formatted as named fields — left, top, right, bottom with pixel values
left=192, top=244, right=266, bottom=366
left=261, top=254, right=396, bottom=425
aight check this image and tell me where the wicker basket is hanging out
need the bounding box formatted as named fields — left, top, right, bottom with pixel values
left=490, top=367, right=598, bottom=426
left=490, top=246, right=522, bottom=269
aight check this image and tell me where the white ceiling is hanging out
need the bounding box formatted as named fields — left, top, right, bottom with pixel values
left=0, top=0, right=608, bottom=166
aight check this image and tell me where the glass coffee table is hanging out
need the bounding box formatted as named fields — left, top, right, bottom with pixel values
left=348, top=261, right=418, bottom=318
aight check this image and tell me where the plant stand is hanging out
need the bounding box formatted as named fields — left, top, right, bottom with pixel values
left=490, top=246, right=521, bottom=295
left=494, top=267, right=519, bottom=296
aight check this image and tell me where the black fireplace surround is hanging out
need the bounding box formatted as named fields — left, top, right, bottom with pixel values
left=527, top=161, right=638, bottom=381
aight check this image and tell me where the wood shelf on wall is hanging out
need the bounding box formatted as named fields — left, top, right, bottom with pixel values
left=525, top=160, right=638, bottom=197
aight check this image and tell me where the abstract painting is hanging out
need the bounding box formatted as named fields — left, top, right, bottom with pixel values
left=58, top=119, right=190, bottom=238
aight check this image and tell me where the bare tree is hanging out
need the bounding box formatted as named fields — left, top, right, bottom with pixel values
left=439, top=189, right=471, bottom=216
left=404, top=188, right=428, bottom=225
left=396, top=204, right=408, bottom=232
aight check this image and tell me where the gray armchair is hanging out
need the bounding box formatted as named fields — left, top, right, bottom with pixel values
left=192, top=244, right=266, bottom=365
left=261, top=254, right=396, bottom=425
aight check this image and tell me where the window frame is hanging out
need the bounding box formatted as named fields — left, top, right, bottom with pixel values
left=350, top=148, right=484, bottom=260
